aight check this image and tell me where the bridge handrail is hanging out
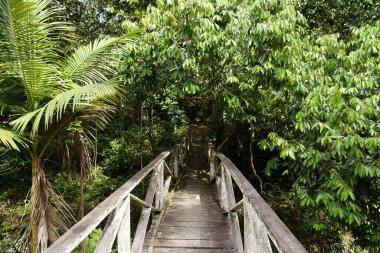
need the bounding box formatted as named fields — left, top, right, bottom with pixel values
left=46, top=137, right=190, bottom=253
left=208, top=146, right=308, bottom=253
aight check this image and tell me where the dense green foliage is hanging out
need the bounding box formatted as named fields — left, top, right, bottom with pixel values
left=1, top=0, right=379, bottom=252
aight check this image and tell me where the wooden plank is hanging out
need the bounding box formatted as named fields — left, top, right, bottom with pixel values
left=147, top=199, right=169, bottom=253
left=168, top=200, right=221, bottom=207
left=94, top=196, right=131, bottom=253
left=216, top=153, right=308, bottom=253
left=164, top=162, right=172, bottom=175
left=244, top=196, right=272, bottom=253
left=46, top=152, right=170, bottom=253
left=179, top=146, right=185, bottom=167
left=118, top=195, right=131, bottom=253
left=131, top=208, right=152, bottom=253
left=145, top=248, right=235, bottom=253
left=230, top=212, right=244, bottom=253
left=219, top=166, right=229, bottom=212
left=158, top=226, right=230, bottom=233
left=168, top=202, right=220, bottom=207
left=216, top=176, right=221, bottom=203
left=163, top=214, right=228, bottom=222
left=161, top=176, right=172, bottom=207
left=171, top=195, right=217, bottom=200
left=153, top=239, right=234, bottom=248
left=131, top=168, right=160, bottom=253
left=159, top=221, right=230, bottom=228
left=173, top=149, right=179, bottom=179
left=215, top=159, right=221, bottom=176
left=130, top=194, right=159, bottom=212
left=156, top=227, right=231, bottom=240
left=223, top=168, right=236, bottom=208
left=155, top=163, right=164, bottom=210
left=244, top=196, right=256, bottom=253
left=230, top=199, right=243, bottom=211
left=165, top=210, right=223, bottom=215
left=223, top=168, right=244, bottom=253
left=209, top=151, right=215, bottom=182
left=156, top=232, right=231, bottom=241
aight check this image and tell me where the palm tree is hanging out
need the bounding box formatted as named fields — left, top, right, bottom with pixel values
left=0, top=0, right=135, bottom=251
left=0, top=127, right=25, bottom=150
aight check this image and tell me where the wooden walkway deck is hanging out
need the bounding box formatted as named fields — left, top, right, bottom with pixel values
left=144, top=129, right=235, bottom=252
left=46, top=126, right=308, bottom=253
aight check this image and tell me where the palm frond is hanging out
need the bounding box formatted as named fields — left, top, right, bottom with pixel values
left=0, top=0, right=71, bottom=107
left=62, top=37, right=122, bottom=85
left=63, top=30, right=140, bottom=86
left=11, top=81, right=119, bottom=136
left=0, top=127, right=26, bottom=150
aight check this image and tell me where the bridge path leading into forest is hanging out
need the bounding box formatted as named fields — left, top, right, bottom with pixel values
left=142, top=128, right=235, bottom=252
left=46, top=126, right=308, bottom=253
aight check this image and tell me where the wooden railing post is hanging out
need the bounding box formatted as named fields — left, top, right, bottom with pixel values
left=46, top=144, right=191, bottom=253
left=186, top=134, right=190, bottom=152
left=94, top=196, right=131, bottom=253
left=162, top=176, right=171, bottom=207
left=131, top=168, right=159, bottom=253
left=155, top=162, right=164, bottom=210
left=224, top=168, right=244, bottom=253
left=219, top=164, right=229, bottom=212
left=244, top=196, right=272, bottom=253
left=118, top=195, right=131, bottom=253
left=173, top=149, right=179, bottom=179
left=210, top=152, right=308, bottom=253
left=209, top=146, right=215, bottom=182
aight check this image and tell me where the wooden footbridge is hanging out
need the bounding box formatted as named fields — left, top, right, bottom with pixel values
left=45, top=127, right=307, bottom=253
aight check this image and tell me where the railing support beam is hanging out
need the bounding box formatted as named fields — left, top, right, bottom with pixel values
left=118, top=195, right=131, bottom=253
left=94, top=196, right=131, bottom=253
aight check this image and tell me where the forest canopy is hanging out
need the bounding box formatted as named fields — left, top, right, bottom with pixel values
left=0, top=0, right=379, bottom=252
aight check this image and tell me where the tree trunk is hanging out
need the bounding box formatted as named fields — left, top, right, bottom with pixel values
left=79, top=165, right=88, bottom=253
left=31, top=155, right=48, bottom=253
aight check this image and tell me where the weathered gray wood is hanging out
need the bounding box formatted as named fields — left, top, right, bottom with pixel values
left=209, top=150, right=215, bottom=182
left=163, top=214, right=227, bottom=222
left=131, top=168, right=159, bottom=253
left=244, top=196, right=272, bottom=253
left=131, top=208, right=152, bottom=253
left=145, top=248, right=235, bottom=253
left=149, top=135, right=236, bottom=252
left=153, top=239, right=234, bottom=248
left=215, top=160, right=222, bottom=176
left=118, top=195, right=131, bottom=253
left=147, top=179, right=174, bottom=253
left=94, top=196, right=131, bottom=253
left=216, top=153, right=308, bottom=253
left=230, top=212, right=244, bottom=253
left=164, top=162, right=172, bottom=175
left=230, top=199, right=243, bottom=211
left=130, top=194, right=159, bottom=212
left=46, top=152, right=170, bottom=253
left=156, top=227, right=231, bottom=240
left=173, top=149, right=179, bottom=179
left=216, top=176, right=221, bottom=203
left=219, top=166, right=229, bottom=212
left=223, top=166, right=235, bottom=208
left=244, top=196, right=256, bottom=253
left=155, top=163, right=164, bottom=210
left=159, top=221, right=229, bottom=228
left=162, top=176, right=172, bottom=207
left=165, top=209, right=222, bottom=215
left=223, top=168, right=244, bottom=253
